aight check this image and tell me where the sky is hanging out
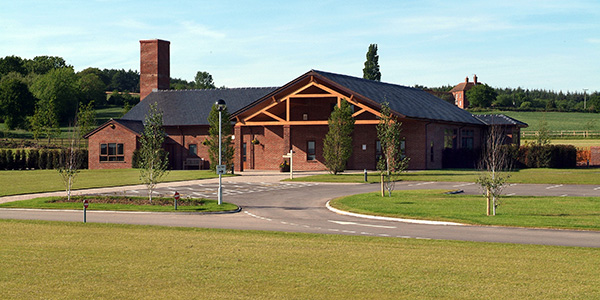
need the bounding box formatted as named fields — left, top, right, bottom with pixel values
left=1, top=0, right=599, bottom=92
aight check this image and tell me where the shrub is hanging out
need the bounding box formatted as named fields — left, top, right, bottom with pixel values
left=27, top=149, right=39, bottom=170
left=39, top=149, right=48, bottom=170
left=0, top=149, right=6, bottom=169
left=517, top=144, right=577, bottom=168
left=5, top=149, right=14, bottom=170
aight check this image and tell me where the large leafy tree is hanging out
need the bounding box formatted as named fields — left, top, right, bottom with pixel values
left=0, top=74, right=36, bottom=129
left=363, top=44, right=381, bottom=81
left=466, top=84, right=497, bottom=108
left=195, top=71, right=216, bottom=89
left=30, top=67, right=80, bottom=123
left=139, top=102, right=169, bottom=203
left=323, top=99, right=355, bottom=174
left=25, top=56, right=69, bottom=75
left=377, top=102, right=409, bottom=196
left=78, top=71, right=106, bottom=106
left=0, top=56, right=27, bottom=77
left=206, top=103, right=233, bottom=171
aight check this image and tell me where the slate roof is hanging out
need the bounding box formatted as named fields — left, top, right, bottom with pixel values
left=113, top=119, right=145, bottom=134
left=121, top=87, right=278, bottom=126
left=473, top=114, right=529, bottom=128
left=119, top=70, right=497, bottom=127
left=312, top=70, right=485, bottom=125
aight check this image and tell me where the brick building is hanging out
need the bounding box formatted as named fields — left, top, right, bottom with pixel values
left=450, top=75, right=479, bottom=109
left=85, top=40, right=526, bottom=171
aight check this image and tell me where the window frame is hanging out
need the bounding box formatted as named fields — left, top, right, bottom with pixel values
left=307, top=140, right=316, bottom=161
left=99, top=143, right=124, bottom=162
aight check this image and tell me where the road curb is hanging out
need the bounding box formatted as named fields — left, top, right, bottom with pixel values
left=325, top=201, right=465, bottom=226
left=0, top=206, right=242, bottom=215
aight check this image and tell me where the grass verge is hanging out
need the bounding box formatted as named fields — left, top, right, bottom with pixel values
left=330, top=190, right=600, bottom=231
left=0, top=169, right=227, bottom=197
left=0, top=195, right=238, bottom=212
left=1, top=219, right=598, bottom=299
left=291, top=168, right=600, bottom=185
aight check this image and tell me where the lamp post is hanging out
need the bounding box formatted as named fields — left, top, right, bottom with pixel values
left=216, top=99, right=226, bottom=205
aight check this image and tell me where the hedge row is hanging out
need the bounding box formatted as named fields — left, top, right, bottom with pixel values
left=0, top=149, right=88, bottom=170
left=442, top=144, right=577, bottom=169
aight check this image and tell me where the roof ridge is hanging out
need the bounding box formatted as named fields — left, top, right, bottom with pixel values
left=313, top=69, right=416, bottom=90
left=156, top=87, right=278, bottom=93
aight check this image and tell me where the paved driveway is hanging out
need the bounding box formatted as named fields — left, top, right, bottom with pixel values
left=1, top=171, right=599, bottom=247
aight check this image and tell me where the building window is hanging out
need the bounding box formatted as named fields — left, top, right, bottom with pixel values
left=242, top=143, right=247, bottom=162
left=444, top=129, right=457, bottom=149
left=401, top=138, right=406, bottom=158
left=100, top=143, right=124, bottom=162
left=307, top=140, right=316, bottom=161
left=461, top=129, right=474, bottom=149
left=189, top=144, right=197, bottom=157
left=430, top=141, right=434, bottom=162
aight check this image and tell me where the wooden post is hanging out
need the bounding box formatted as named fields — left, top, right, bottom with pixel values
left=381, top=173, right=385, bottom=197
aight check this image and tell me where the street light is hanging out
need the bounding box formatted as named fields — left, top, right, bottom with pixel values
left=216, top=99, right=226, bottom=205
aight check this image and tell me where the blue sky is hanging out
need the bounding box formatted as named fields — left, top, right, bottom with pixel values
left=1, top=0, right=599, bottom=92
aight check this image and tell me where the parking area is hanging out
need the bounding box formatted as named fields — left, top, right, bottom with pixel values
left=98, top=181, right=321, bottom=199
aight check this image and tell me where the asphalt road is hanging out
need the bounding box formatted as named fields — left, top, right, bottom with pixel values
left=1, top=177, right=599, bottom=248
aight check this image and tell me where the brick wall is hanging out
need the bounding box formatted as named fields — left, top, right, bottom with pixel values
left=164, top=125, right=210, bottom=169
left=591, top=146, right=600, bottom=166
left=87, top=122, right=138, bottom=169
left=140, top=39, right=170, bottom=100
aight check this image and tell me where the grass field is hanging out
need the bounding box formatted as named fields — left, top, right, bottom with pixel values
left=522, top=138, right=600, bottom=147
left=330, top=190, right=600, bottom=231
left=0, top=196, right=238, bottom=212
left=0, top=169, right=225, bottom=197
left=1, top=220, right=598, bottom=299
left=292, top=168, right=600, bottom=185
left=474, top=110, right=600, bottom=132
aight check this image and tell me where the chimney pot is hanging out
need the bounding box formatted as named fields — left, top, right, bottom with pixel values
left=473, top=74, right=478, bottom=85
left=465, top=76, right=469, bottom=83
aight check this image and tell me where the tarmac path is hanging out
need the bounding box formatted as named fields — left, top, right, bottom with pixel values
left=1, top=171, right=599, bottom=248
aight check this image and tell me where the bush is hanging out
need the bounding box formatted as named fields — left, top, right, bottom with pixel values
left=39, top=149, right=48, bottom=169
left=517, top=144, right=577, bottom=168
left=0, top=149, right=6, bottom=169
left=5, top=149, right=14, bottom=170
left=27, top=149, right=39, bottom=169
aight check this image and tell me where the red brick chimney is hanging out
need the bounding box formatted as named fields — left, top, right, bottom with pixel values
left=465, top=76, right=469, bottom=83
left=140, top=39, right=170, bottom=101
left=473, top=74, right=478, bottom=85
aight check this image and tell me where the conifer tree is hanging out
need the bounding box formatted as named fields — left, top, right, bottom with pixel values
left=363, top=44, right=381, bottom=81
left=323, top=99, right=355, bottom=174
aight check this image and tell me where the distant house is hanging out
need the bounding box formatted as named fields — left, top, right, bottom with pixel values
left=85, top=40, right=527, bottom=171
left=450, top=75, right=479, bottom=109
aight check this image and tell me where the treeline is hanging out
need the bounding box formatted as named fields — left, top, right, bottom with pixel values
left=0, top=55, right=142, bottom=135
left=0, top=148, right=88, bottom=170
left=421, top=83, right=600, bottom=113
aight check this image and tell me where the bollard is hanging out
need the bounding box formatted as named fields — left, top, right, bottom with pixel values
left=364, top=169, right=368, bottom=182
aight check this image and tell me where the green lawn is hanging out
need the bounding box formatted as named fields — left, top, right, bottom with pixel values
left=473, top=110, right=600, bottom=132
left=293, top=168, right=600, bottom=185
left=1, top=220, right=598, bottom=299
left=0, top=196, right=238, bottom=212
left=0, top=169, right=225, bottom=197
left=330, top=190, right=600, bottom=231
left=523, top=138, right=600, bottom=147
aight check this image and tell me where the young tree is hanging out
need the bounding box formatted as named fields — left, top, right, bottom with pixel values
left=29, top=99, right=60, bottom=143
left=323, top=99, right=355, bottom=174
left=76, top=101, right=97, bottom=138
left=206, top=103, right=234, bottom=171
left=57, top=121, right=83, bottom=201
left=139, top=102, right=169, bottom=203
left=377, top=102, right=409, bottom=196
left=363, top=44, right=381, bottom=81
left=476, top=122, right=511, bottom=216
left=195, top=71, right=216, bottom=89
